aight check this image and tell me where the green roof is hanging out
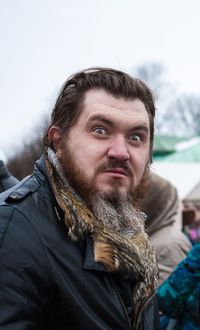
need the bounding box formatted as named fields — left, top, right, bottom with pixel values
left=160, top=143, right=200, bottom=162
left=153, top=136, right=189, bottom=153
left=153, top=135, right=200, bottom=162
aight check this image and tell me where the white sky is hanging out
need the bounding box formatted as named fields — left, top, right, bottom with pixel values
left=0, top=0, right=200, bottom=161
left=152, top=162, right=200, bottom=198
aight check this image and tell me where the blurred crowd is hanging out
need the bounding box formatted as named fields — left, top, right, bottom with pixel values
left=141, top=173, right=200, bottom=330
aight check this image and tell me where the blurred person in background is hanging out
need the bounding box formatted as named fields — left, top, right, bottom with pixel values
left=0, top=160, right=19, bottom=193
left=157, top=243, right=200, bottom=329
left=142, top=172, right=192, bottom=284
left=0, top=67, right=160, bottom=329
left=182, top=202, right=200, bottom=245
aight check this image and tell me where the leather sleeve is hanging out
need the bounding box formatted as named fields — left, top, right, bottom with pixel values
left=0, top=205, right=51, bottom=329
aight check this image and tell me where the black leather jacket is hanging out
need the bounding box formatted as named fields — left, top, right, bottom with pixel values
left=0, top=157, right=160, bottom=329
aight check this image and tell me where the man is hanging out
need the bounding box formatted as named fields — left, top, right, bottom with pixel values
left=0, top=160, right=19, bottom=192
left=0, top=68, right=159, bottom=329
left=142, top=172, right=192, bottom=284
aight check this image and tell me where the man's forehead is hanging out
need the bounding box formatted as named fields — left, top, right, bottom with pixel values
left=82, top=89, right=149, bottom=126
left=83, top=88, right=145, bottom=110
left=84, top=102, right=147, bottom=116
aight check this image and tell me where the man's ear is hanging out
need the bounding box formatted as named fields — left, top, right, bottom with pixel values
left=48, top=126, right=64, bottom=158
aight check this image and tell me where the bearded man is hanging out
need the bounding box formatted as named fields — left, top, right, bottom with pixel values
left=0, top=68, right=159, bottom=329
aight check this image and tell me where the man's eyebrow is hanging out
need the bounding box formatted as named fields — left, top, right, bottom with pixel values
left=128, top=124, right=149, bottom=134
left=88, top=114, right=149, bottom=133
left=88, top=114, right=114, bottom=126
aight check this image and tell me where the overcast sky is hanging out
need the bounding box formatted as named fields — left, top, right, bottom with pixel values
left=0, top=0, right=200, bottom=161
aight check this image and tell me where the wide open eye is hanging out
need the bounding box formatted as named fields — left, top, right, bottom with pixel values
left=128, top=134, right=141, bottom=143
left=93, top=127, right=107, bottom=135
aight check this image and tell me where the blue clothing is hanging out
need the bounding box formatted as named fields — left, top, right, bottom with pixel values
left=157, top=243, right=200, bottom=329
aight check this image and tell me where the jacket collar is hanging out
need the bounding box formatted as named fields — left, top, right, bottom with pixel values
left=36, top=157, right=108, bottom=272
left=83, top=235, right=108, bottom=272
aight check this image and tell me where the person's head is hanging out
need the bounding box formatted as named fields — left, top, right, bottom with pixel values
left=46, top=67, right=156, bottom=210
left=44, top=67, right=155, bottom=151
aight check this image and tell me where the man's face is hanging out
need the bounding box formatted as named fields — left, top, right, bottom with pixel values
left=56, top=89, right=151, bottom=200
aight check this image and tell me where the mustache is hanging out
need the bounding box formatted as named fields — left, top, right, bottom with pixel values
left=96, top=160, right=133, bottom=176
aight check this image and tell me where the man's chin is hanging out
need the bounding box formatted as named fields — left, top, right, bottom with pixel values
left=95, top=183, right=131, bottom=199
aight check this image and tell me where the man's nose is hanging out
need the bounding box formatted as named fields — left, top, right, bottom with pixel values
left=107, top=136, right=130, bottom=162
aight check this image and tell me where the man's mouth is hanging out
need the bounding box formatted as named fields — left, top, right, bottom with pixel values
left=103, top=168, right=129, bottom=178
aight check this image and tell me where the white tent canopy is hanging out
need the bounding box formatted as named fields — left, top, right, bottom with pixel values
left=151, top=162, right=200, bottom=199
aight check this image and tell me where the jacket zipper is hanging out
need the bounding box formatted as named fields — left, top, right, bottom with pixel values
left=133, top=291, right=157, bottom=330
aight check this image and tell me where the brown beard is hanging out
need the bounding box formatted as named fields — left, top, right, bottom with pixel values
left=45, top=147, right=159, bottom=314
left=60, top=142, right=150, bottom=211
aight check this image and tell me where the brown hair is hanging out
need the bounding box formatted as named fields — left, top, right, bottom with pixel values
left=44, top=67, right=156, bottom=156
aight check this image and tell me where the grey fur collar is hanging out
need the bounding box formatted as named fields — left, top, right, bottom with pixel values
left=45, top=148, right=158, bottom=321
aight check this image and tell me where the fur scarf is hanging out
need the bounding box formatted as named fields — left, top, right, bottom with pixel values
left=45, top=148, right=158, bottom=324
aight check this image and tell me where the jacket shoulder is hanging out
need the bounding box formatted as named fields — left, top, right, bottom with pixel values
left=0, top=174, right=42, bottom=204
left=0, top=173, right=45, bottom=245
